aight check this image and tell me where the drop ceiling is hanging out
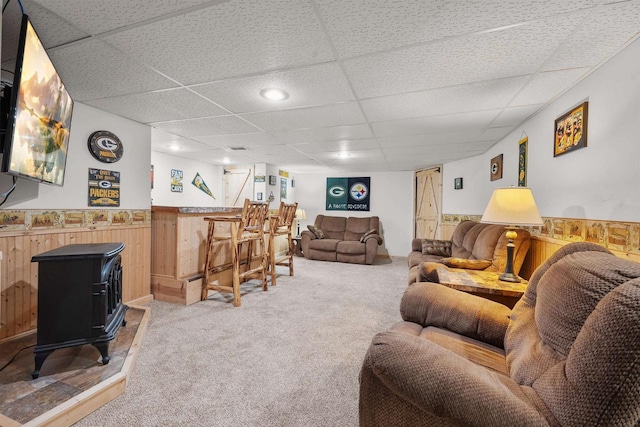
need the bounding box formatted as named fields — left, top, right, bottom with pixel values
left=2, top=0, right=639, bottom=173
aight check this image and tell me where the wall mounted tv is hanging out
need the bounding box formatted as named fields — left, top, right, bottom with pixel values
left=1, top=14, right=74, bottom=186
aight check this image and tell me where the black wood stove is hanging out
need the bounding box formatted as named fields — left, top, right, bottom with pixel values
left=30, top=242, right=128, bottom=379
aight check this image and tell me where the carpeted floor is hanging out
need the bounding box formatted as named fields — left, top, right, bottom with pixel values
left=74, top=256, right=408, bottom=427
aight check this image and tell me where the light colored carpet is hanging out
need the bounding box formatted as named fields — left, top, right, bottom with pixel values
left=74, top=256, right=408, bottom=427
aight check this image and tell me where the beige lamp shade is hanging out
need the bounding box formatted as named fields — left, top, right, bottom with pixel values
left=481, top=187, right=543, bottom=226
left=296, top=209, right=307, bottom=220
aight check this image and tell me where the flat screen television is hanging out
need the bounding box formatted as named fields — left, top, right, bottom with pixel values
left=1, top=14, right=74, bottom=186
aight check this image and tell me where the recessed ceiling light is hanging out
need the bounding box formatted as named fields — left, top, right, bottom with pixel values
left=337, top=152, right=351, bottom=159
left=222, top=157, right=230, bottom=164
left=260, top=88, right=289, bottom=101
left=169, top=144, right=182, bottom=151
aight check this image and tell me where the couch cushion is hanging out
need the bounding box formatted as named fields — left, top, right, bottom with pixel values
left=307, top=224, right=325, bottom=239
left=421, top=239, right=452, bottom=256
left=308, top=238, right=340, bottom=252
left=441, top=257, right=492, bottom=270
left=450, top=221, right=481, bottom=258
left=471, top=225, right=505, bottom=261
left=345, top=217, right=375, bottom=241
left=318, top=216, right=347, bottom=240
left=456, top=223, right=492, bottom=258
left=336, top=240, right=366, bottom=255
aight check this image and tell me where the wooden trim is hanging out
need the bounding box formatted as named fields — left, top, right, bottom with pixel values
left=120, top=305, right=150, bottom=380
left=126, top=294, right=154, bottom=306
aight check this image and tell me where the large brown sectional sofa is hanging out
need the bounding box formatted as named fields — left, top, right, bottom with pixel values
left=300, top=215, right=382, bottom=265
left=360, top=242, right=640, bottom=425
left=407, top=220, right=531, bottom=285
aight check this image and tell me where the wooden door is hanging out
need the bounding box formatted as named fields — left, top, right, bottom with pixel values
left=224, top=168, right=253, bottom=207
left=415, top=167, right=443, bottom=239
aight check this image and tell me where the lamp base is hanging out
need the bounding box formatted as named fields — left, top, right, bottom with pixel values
left=499, top=272, right=521, bottom=283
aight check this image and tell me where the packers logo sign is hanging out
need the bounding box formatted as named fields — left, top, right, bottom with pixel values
left=326, top=177, right=370, bottom=211
left=88, top=168, right=120, bottom=207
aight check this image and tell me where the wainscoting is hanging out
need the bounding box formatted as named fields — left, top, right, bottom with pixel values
left=442, top=214, right=640, bottom=280
left=0, top=209, right=152, bottom=340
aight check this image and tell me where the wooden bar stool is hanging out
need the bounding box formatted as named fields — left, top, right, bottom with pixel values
left=201, top=198, right=269, bottom=306
left=267, top=202, right=298, bottom=286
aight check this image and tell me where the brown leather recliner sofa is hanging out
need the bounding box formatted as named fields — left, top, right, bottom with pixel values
left=360, top=242, right=640, bottom=426
left=408, top=220, right=531, bottom=285
left=300, top=215, right=382, bottom=265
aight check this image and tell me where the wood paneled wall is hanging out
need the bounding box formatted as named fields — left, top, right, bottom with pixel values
left=0, top=225, right=151, bottom=339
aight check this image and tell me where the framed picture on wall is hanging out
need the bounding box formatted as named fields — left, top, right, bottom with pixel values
left=518, top=137, right=528, bottom=187
left=269, top=175, right=276, bottom=185
left=280, top=177, right=287, bottom=199
left=490, top=154, right=503, bottom=181
left=554, top=101, right=588, bottom=157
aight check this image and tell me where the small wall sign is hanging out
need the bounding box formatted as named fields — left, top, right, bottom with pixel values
left=88, top=168, right=120, bottom=206
left=88, top=130, right=124, bottom=163
left=454, top=177, right=463, bottom=190
left=171, top=169, right=183, bottom=193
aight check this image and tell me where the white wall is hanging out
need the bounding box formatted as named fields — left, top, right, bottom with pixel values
left=295, top=171, right=414, bottom=257
left=151, top=152, right=223, bottom=207
left=0, top=102, right=152, bottom=209
left=443, top=37, right=640, bottom=222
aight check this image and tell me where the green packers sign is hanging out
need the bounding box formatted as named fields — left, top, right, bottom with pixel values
left=326, top=177, right=370, bottom=211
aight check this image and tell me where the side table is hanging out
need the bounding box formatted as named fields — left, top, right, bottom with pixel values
left=292, top=237, right=303, bottom=257
left=436, top=267, right=528, bottom=308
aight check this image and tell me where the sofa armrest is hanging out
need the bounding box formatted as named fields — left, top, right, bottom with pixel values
left=362, top=233, right=382, bottom=245
left=411, top=238, right=423, bottom=252
left=360, top=331, right=550, bottom=426
left=400, top=282, right=511, bottom=347
left=300, top=230, right=315, bottom=240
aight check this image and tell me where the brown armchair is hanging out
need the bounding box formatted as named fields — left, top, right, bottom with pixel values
left=360, top=242, right=640, bottom=426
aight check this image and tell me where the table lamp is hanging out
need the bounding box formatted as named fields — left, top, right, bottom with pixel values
left=295, top=209, right=306, bottom=237
left=481, top=187, right=543, bottom=282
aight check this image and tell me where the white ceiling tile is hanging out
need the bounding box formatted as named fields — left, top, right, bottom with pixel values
left=317, top=148, right=386, bottom=163
left=190, top=63, right=355, bottom=114
left=480, top=127, right=515, bottom=142
left=176, top=150, right=254, bottom=165
left=193, top=133, right=280, bottom=148
left=151, top=137, right=215, bottom=153
left=2, top=0, right=88, bottom=63
left=542, top=1, right=640, bottom=71
left=102, top=0, right=335, bottom=85
left=33, top=0, right=214, bottom=35
left=511, top=69, right=591, bottom=106
left=377, top=132, right=493, bottom=148
left=239, top=102, right=366, bottom=132
left=383, top=143, right=486, bottom=158
left=294, top=139, right=379, bottom=154
left=150, top=116, right=260, bottom=137
left=85, top=88, right=229, bottom=123
left=247, top=144, right=302, bottom=155
left=344, top=13, right=588, bottom=99
left=491, top=105, right=544, bottom=127
left=270, top=124, right=373, bottom=144
left=361, top=76, right=529, bottom=122
left=316, top=0, right=599, bottom=58
left=371, top=110, right=501, bottom=137
left=49, top=39, right=177, bottom=101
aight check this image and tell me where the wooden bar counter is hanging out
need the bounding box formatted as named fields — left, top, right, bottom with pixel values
left=151, top=206, right=243, bottom=305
